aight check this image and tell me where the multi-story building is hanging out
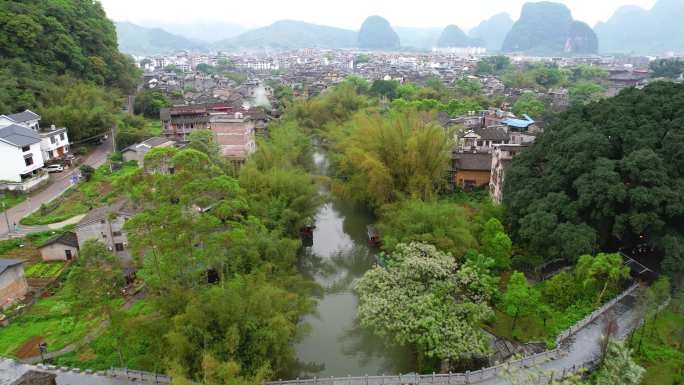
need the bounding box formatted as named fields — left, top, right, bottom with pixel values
left=74, top=200, right=135, bottom=264
left=489, top=144, right=530, bottom=204
left=0, top=110, right=71, bottom=190
left=209, top=112, right=256, bottom=160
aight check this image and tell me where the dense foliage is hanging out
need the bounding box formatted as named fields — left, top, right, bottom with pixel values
left=327, top=109, right=452, bottom=208
left=505, top=82, right=684, bottom=281
left=355, top=243, right=496, bottom=370
left=113, top=122, right=321, bottom=383
left=0, top=0, right=139, bottom=139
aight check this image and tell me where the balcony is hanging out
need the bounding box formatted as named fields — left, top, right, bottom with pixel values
left=0, top=171, right=49, bottom=192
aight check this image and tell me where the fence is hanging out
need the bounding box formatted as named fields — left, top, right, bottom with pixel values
left=107, top=368, right=172, bottom=384
left=555, top=282, right=639, bottom=345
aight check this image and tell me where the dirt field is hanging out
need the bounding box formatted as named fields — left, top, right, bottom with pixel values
left=13, top=336, right=44, bottom=359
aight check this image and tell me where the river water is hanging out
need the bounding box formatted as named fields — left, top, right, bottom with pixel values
left=292, top=151, right=414, bottom=378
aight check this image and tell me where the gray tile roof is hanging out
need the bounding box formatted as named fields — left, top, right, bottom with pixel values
left=75, top=199, right=134, bottom=228
left=5, top=110, right=40, bottom=123
left=141, top=136, right=173, bottom=147
left=39, top=231, right=79, bottom=249
left=0, top=124, right=41, bottom=147
left=453, top=152, right=493, bottom=171
left=0, top=259, right=26, bottom=275
left=459, top=126, right=510, bottom=141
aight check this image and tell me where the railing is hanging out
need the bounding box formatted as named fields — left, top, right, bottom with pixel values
left=266, top=349, right=564, bottom=385
left=265, top=282, right=641, bottom=385
left=107, top=367, right=172, bottom=384
left=555, top=282, right=639, bottom=345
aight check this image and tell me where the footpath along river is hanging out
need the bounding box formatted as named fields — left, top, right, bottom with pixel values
left=292, top=151, right=414, bottom=378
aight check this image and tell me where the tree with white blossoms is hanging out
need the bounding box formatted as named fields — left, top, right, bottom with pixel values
left=355, top=242, right=495, bottom=371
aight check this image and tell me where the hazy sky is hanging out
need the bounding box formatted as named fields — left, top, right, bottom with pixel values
left=100, top=0, right=657, bottom=30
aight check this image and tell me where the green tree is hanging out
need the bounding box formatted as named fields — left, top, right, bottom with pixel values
left=649, top=59, right=684, bottom=79
left=594, top=341, right=645, bottom=385
left=475, top=56, right=512, bottom=75
left=330, top=109, right=452, bottom=207
left=569, top=81, right=605, bottom=106
left=505, top=82, right=684, bottom=273
left=575, top=253, right=629, bottom=306
left=501, top=271, right=540, bottom=333
left=79, top=165, right=95, bottom=181
left=355, top=243, right=493, bottom=370
left=512, top=93, right=545, bottom=118
left=65, top=240, right=126, bottom=364
left=134, top=89, right=171, bottom=119
left=479, top=218, right=512, bottom=270
left=39, top=78, right=120, bottom=141
left=378, top=199, right=477, bottom=257
left=453, top=78, right=482, bottom=97
left=369, top=79, right=400, bottom=100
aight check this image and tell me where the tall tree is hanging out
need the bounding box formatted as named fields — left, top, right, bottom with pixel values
left=501, top=271, right=540, bottom=333
left=355, top=242, right=493, bottom=370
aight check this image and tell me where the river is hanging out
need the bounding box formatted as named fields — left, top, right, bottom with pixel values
left=291, top=151, right=414, bottom=378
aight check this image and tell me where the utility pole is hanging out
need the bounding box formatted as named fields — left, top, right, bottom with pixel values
left=111, top=123, right=117, bottom=154
left=2, top=202, right=10, bottom=234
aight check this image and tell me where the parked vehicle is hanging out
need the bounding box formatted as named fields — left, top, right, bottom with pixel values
left=45, top=164, right=64, bottom=173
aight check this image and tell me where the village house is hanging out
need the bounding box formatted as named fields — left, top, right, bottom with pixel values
left=0, top=124, right=47, bottom=192
left=0, top=259, right=28, bottom=308
left=122, top=136, right=176, bottom=166
left=451, top=151, right=493, bottom=190
left=160, top=103, right=232, bottom=142
left=209, top=112, right=256, bottom=160
left=37, top=232, right=79, bottom=262
left=74, top=200, right=135, bottom=264
left=0, top=110, right=71, bottom=163
left=489, top=144, right=530, bottom=204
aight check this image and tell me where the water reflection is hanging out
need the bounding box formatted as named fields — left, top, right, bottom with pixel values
left=291, top=151, right=415, bottom=378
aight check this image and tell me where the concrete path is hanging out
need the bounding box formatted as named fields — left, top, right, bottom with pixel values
left=478, top=293, right=639, bottom=384
left=0, top=138, right=111, bottom=238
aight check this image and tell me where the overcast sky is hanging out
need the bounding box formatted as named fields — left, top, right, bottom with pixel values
left=100, top=0, right=657, bottom=30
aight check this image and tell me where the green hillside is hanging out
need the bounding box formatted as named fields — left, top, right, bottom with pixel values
left=115, top=21, right=205, bottom=55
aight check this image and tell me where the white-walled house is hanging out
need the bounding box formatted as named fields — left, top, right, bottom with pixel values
left=39, top=126, right=70, bottom=162
left=0, top=110, right=70, bottom=191
left=0, top=124, right=47, bottom=191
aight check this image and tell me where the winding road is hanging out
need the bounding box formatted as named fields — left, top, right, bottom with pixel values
left=0, top=138, right=111, bottom=239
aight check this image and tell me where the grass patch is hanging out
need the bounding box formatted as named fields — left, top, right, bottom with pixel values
left=24, top=262, right=66, bottom=279
left=0, top=192, right=26, bottom=210
left=20, top=163, right=137, bottom=226
left=484, top=309, right=547, bottom=342
left=53, top=299, right=159, bottom=371
left=631, top=307, right=684, bottom=385
left=0, top=292, right=101, bottom=357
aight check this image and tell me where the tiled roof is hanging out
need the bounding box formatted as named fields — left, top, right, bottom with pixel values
left=39, top=231, right=79, bottom=249
left=0, top=124, right=41, bottom=147
left=5, top=110, right=40, bottom=123
left=453, top=152, right=492, bottom=171
left=0, top=259, right=26, bottom=275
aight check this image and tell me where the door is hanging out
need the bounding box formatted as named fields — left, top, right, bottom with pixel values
left=65, top=249, right=72, bottom=260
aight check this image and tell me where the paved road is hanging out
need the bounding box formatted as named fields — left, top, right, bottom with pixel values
left=479, top=293, right=639, bottom=384
left=0, top=139, right=111, bottom=238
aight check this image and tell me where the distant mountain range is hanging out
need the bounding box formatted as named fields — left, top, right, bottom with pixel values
left=469, top=13, right=515, bottom=52
left=115, top=22, right=205, bottom=55
left=502, top=2, right=597, bottom=55
left=595, top=0, right=684, bottom=54
left=214, top=20, right=357, bottom=50
left=114, top=1, right=683, bottom=56
left=437, top=25, right=481, bottom=48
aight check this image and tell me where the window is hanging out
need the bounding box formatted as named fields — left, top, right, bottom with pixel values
left=21, top=145, right=30, bottom=152
left=65, top=250, right=72, bottom=260
left=24, top=156, right=33, bottom=166
left=47, top=150, right=54, bottom=159
left=50, top=136, right=56, bottom=144
left=477, top=140, right=483, bottom=147
left=112, top=231, right=122, bottom=237
left=60, top=133, right=65, bottom=141
left=114, top=243, right=125, bottom=252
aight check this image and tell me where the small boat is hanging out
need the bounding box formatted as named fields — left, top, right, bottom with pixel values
left=367, top=225, right=382, bottom=247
